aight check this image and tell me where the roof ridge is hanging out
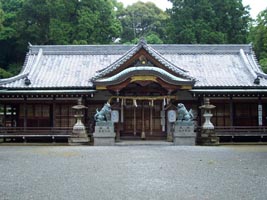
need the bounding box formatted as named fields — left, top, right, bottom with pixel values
left=28, top=43, right=253, bottom=55
left=239, top=49, right=257, bottom=79
left=92, top=41, right=144, bottom=80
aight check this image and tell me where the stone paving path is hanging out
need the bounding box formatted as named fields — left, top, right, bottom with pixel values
left=0, top=145, right=267, bottom=200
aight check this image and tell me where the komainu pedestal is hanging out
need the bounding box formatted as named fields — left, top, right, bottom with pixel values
left=93, top=121, right=116, bottom=146
left=173, top=122, right=196, bottom=145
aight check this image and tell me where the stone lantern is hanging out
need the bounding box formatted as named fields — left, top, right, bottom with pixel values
left=199, top=98, right=216, bottom=129
left=68, top=98, right=89, bottom=144
left=198, top=98, right=219, bottom=145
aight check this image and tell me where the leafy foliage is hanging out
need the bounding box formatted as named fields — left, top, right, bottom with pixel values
left=15, top=0, right=122, bottom=45
left=0, top=0, right=122, bottom=75
left=249, top=9, right=267, bottom=72
left=145, top=33, right=163, bottom=44
left=167, top=0, right=251, bottom=44
left=0, top=67, right=12, bottom=78
left=117, top=1, right=168, bottom=43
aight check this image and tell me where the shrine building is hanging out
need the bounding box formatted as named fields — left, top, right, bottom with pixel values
left=0, top=39, right=267, bottom=142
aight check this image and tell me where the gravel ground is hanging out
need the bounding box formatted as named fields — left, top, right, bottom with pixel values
left=0, top=145, right=267, bottom=200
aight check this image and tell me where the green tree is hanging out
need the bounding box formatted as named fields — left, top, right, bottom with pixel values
left=0, top=0, right=122, bottom=76
left=167, top=0, right=250, bottom=44
left=145, top=33, right=163, bottom=44
left=118, top=1, right=168, bottom=43
left=0, top=4, right=3, bottom=32
left=73, top=0, right=122, bottom=44
left=15, top=0, right=51, bottom=46
left=15, top=0, right=122, bottom=45
left=0, top=0, right=24, bottom=74
left=212, top=0, right=250, bottom=43
left=0, top=0, right=23, bottom=40
left=249, top=9, right=267, bottom=72
left=0, top=67, right=12, bottom=78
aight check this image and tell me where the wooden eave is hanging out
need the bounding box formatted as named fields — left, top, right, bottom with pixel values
left=94, top=65, right=194, bottom=93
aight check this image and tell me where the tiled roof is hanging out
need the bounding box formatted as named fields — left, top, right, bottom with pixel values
left=0, top=41, right=266, bottom=89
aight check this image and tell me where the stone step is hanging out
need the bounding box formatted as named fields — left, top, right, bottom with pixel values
left=115, top=140, right=173, bottom=146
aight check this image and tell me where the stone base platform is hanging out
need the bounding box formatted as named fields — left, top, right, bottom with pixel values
left=68, top=136, right=90, bottom=145
left=173, top=124, right=196, bottom=146
left=173, top=137, right=195, bottom=146
left=93, top=122, right=116, bottom=146
left=115, top=140, right=173, bottom=146
left=197, top=129, right=219, bottom=146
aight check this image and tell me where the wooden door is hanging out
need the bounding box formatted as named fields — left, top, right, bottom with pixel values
left=122, top=100, right=166, bottom=140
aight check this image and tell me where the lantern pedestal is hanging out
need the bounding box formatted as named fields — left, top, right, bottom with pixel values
left=198, top=129, right=219, bottom=146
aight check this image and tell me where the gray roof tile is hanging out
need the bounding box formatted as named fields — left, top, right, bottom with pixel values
left=0, top=42, right=266, bottom=89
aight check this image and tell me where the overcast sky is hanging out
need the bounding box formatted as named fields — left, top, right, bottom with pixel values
left=118, top=0, right=267, bottom=19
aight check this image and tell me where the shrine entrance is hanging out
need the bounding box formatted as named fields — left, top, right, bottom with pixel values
left=122, top=99, right=164, bottom=140
left=107, top=82, right=178, bottom=140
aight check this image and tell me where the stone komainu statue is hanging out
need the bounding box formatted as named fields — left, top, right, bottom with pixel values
left=177, top=103, right=194, bottom=122
left=94, top=103, right=112, bottom=122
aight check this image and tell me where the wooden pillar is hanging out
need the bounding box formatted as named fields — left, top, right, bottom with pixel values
left=230, top=96, right=234, bottom=127
left=258, top=96, right=262, bottom=126
left=84, top=96, right=88, bottom=127
left=10, top=107, right=14, bottom=127
left=52, top=97, right=56, bottom=127
left=141, top=103, right=145, bottom=139
left=197, top=97, right=203, bottom=127
left=116, top=123, right=121, bottom=141
left=133, top=107, right=136, bottom=135
left=150, top=105, right=153, bottom=135
left=116, top=98, right=124, bottom=141
left=116, top=110, right=121, bottom=142
left=23, top=97, right=27, bottom=130
left=3, top=104, right=6, bottom=126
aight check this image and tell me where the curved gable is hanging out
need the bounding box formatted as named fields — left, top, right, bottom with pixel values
left=92, top=39, right=195, bottom=92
